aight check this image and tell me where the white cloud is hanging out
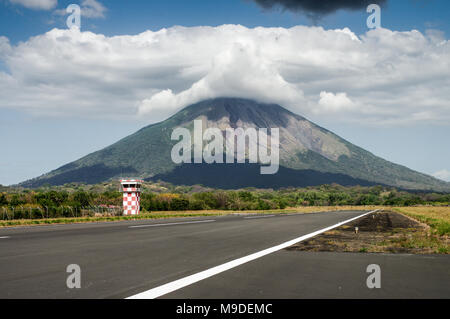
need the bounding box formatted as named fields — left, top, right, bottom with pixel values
left=53, top=0, right=106, bottom=18
left=9, top=0, right=57, bottom=10
left=0, top=36, right=11, bottom=58
left=138, top=41, right=305, bottom=119
left=0, top=25, right=449, bottom=125
left=80, top=0, right=106, bottom=18
left=317, top=91, right=355, bottom=113
left=433, top=169, right=450, bottom=182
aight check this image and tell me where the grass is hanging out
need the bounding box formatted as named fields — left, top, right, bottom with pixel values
left=390, top=232, right=448, bottom=254
left=378, top=206, right=449, bottom=254
left=0, top=212, right=219, bottom=227
left=391, top=206, right=450, bottom=236
left=0, top=208, right=293, bottom=227
left=288, top=207, right=450, bottom=254
left=374, top=207, right=449, bottom=254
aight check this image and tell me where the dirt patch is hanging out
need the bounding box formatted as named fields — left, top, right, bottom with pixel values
left=287, top=211, right=447, bottom=254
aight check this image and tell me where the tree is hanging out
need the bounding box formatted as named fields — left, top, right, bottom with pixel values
left=356, top=194, right=381, bottom=205
left=73, top=191, right=90, bottom=207
left=170, top=198, right=190, bottom=211
left=238, top=191, right=254, bottom=202
left=0, top=193, right=7, bottom=206
left=48, top=191, right=68, bottom=206
left=192, top=192, right=220, bottom=209
left=188, top=199, right=206, bottom=210
left=9, top=194, right=25, bottom=207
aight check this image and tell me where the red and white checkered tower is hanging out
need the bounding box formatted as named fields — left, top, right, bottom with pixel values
left=120, top=179, right=143, bottom=216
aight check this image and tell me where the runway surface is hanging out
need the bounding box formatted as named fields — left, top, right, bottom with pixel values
left=0, top=210, right=448, bottom=299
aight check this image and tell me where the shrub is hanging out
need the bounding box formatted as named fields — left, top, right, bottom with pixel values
left=0, top=193, right=7, bottom=206
left=170, top=197, right=190, bottom=211
left=188, top=199, right=207, bottom=210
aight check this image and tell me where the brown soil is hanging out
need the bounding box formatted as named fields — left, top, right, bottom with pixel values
left=287, top=211, right=435, bottom=254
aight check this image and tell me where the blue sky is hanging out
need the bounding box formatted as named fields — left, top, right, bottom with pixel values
left=1, top=0, right=450, bottom=185
left=2, top=0, right=450, bottom=43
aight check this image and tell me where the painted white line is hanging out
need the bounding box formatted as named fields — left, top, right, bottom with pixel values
left=281, top=212, right=305, bottom=216
left=129, top=219, right=216, bottom=229
left=0, top=236, right=10, bottom=239
left=127, top=210, right=379, bottom=299
left=244, top=215, right=276, bottom=219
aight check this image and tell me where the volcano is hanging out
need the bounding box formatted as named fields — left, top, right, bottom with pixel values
left=21, top=98, right=450, bottom=191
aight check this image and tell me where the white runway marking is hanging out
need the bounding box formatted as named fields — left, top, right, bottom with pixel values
left=129, top=219, right=216, bottom=228
left=244, top=215, right=276, bottom=219
left=127, top=210, right=379, bottom=299
left=0, top=236, right=11, bottom=239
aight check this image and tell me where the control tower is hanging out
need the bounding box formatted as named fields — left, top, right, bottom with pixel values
left=120, top=179, right=143, bottom=215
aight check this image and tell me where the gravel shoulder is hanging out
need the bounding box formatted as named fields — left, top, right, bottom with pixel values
left=288, top=210, right=449, bottom=254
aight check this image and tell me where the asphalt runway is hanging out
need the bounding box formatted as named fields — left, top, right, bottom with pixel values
left=0, top=210, right=448, bottom=299
left=164, top=251, right=450, bottom=299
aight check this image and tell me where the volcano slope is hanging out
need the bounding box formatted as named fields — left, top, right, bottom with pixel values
left=21, top=98, right=450, bottom=192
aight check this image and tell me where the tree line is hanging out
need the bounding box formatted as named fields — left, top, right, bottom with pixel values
left=0, top=185, right=449, bottom=216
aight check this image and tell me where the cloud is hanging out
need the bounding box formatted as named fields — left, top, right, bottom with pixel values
left=9, top=0, right=57, bottom=10
left=317, top=91, right=355, bottom=112
left=53, top=0, right=106, bottom=18
left=433, top=170, right=450, bottom=182
left=0, top=25, right=449, bottom=126
left=0, top=36, right=11, bottom=58
left=80, top=0, right=106, bottom=18
left=250, top=0, right=387, bottom=16
left=138, top=41, right=305, bottom=120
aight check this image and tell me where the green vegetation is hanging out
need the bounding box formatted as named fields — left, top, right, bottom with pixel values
left=3, top=182, right=447, bottom=254
left=291, top=210, right=449, bottom=254
left=1, top=183, right=449, bottom=222
left=373, top=208, right=450, bottom=254
left=392, top=207, right=450, bottom=236
left=20, top=98, right=450, bottom=192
